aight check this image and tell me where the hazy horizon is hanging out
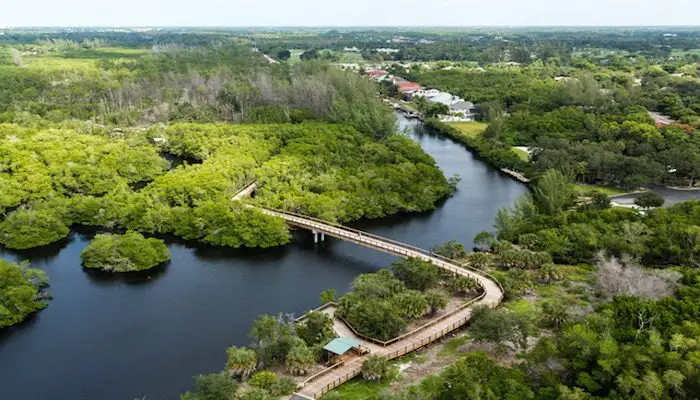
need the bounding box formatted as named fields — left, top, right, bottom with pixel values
left=3, top=0, right=700, bottom=28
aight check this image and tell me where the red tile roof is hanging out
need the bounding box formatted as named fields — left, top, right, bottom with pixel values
left=366, top=69, right=388, bottom=77
left=397, top=82, right=421, bottom=92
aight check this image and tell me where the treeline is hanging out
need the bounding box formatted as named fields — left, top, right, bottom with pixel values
left=0, top=45, right=395, bottom=139
left=257, top=28, right=700, bottom=64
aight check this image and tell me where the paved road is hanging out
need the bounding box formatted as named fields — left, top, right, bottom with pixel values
left=611, top=185, right=700, bottom=207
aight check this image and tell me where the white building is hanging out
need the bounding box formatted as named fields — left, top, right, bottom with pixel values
left=414, top=90, right=477, bottom=121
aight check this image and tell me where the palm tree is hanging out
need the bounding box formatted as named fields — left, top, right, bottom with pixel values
left=285, top=341, right=315, bottom=376
left=540, top=301, right=569, bottom=329
left=425, top=290, right=448, bottom=315
left=538, top=263, right=564, bottom=283
left=450, top=276, right=481, bottom=296
left=226, top=346, right=258, bottom=378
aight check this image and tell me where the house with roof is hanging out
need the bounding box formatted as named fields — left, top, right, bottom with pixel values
left=449, top=101, right=477, bottom=121
left=365, top=69, right=388, bottom=81
left=396, top=81, right=422, bottom=95
left=413, top=89, right=478, bottom=121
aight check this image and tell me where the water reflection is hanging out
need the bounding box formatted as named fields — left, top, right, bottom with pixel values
left=82, top=261, right=171, bottom=286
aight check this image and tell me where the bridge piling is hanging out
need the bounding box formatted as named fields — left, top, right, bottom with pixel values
left=311, top=230, right=326, bottom=243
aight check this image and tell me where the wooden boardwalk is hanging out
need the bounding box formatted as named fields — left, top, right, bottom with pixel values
left=256, top=208, right=505, bottom=399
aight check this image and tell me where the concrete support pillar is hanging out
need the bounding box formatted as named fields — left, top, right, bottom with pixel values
left=313, top=230, right=318, bottom=244
left=320, top=232, right=325, bottom=242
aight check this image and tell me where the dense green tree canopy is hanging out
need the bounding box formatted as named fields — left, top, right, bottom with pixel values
left=80, top=231, right=170, bottom=272
left=0, top=259, right=49, bottom=328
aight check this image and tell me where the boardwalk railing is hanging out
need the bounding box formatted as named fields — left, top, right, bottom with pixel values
left=332, top=286, right=485, bottom=348
left=317, top=365, right=363, bottom=399
left=259, top=207, right=504, bottom=296
left=298, top=360, right=346, bottom=389
left=293, top=302, right=337, bottom=323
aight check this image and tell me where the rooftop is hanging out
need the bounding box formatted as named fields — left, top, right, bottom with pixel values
left=323, top=337, right=362, bottom=355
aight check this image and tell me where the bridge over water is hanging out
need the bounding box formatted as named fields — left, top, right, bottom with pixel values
left=254, top=207, right=504, bottom=399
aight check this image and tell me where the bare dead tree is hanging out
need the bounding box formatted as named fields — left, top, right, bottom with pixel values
left=635, top=309, right=655, bottom=342
left=595, top=251, right=680, bottom=300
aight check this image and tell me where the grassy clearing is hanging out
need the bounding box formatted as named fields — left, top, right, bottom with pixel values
left=448, top=121, right=487, bottom=137
left=558, top=264, right=595, bottom=284
left=573, top=183, right=630, bottom=196
left=338, top=51, right=364, bottom=63
left=504, top=298, right=536, bottom=314
left=438, top=335, right=469, bottom=357
left=60, top=47, right=149, bottom=60
left=671, top=49, right=700, bottom=57
left=22, top=56, right=98, bottom=69
left=329, top=366, right=399, bottom=400
left=512, top=147, right=529, bottom=162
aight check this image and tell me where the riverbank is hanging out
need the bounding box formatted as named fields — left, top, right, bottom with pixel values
left=422, top=118, right=530, bottom=184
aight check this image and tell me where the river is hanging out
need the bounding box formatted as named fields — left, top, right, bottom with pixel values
left=0, top=115, right=526, bottom=400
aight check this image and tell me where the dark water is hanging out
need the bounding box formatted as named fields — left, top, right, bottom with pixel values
left=0, top=116, right=526, bottom=400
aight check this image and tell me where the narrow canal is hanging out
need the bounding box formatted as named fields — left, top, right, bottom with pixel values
left=0, top=115, right=527, bottom=400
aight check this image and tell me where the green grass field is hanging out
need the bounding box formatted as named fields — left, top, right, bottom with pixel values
left=573, top=183, right=630, bottom=196
left=328, top=366, right=400, bottom=400
left=448, top=121, right=487, bottom=137
left=512, top=147, right=529, bottom=162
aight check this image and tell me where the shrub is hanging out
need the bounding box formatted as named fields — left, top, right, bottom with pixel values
left=432, top=240, right=467, bottom=259
left=391, top=257, right=440, bottom=291
left=635, top=192, right=665, bottom=209
left=450, top=276, right=481, bottom=296
left=180, top=373, right=238, bottom=400
left=362, top=356, right=390, bottom=381
left=248, top=371, right=278, bottom=391
left=296, top=311, right=334, bottom=346
left=319, top=289, right=336, bottom=304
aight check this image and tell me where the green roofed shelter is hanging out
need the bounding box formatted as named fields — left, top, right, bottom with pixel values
left=323, top=337, right=362, bottom=356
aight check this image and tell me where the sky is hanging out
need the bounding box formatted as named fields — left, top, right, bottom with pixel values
left=1, top=0, right=700, bottom=27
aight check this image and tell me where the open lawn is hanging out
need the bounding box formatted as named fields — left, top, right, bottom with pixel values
left=573, top=183, right=631, bottom=197
left=22, top=56, right=99, bottom=70
left=328, top=365, right=399, bottom=400
left=512, top=147, right=529, bottom=162
left=448, top=121, right=487, bottom=137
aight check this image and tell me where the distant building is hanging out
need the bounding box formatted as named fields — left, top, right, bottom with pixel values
left=343, top=47, right=360, bottom=52
left=366, top=69, right=388, bottom=80
left=414, top=89, right=478, bottom=121
left=554, top=76, right=575, bottom=82
left=450, top=101, right=477, bottom=118
left=376, top=48, right=400, bottom=54
left=397, top=82, right=422, bottom=94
